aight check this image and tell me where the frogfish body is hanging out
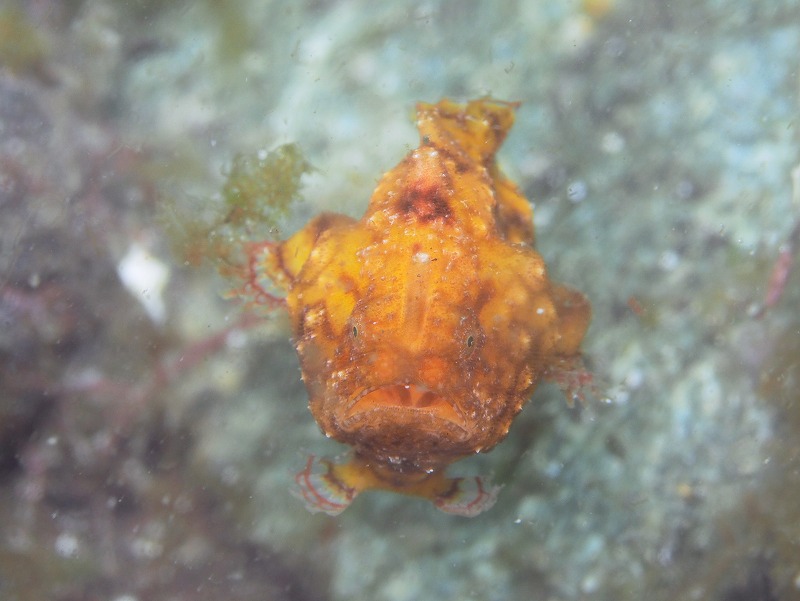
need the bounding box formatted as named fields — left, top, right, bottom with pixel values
left=245, top=99, right=591, bottom=516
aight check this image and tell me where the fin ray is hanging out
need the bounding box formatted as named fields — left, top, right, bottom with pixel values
left=433, top=476, right=501, bottom=517
left=291, top=455, right=358, bottom=516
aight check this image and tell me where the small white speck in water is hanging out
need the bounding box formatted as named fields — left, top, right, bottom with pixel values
left=54, top=533, right=79, bottom=557
left=117, top=243, right=170, bottom=324
left=567, top=180, right=587, bottom=202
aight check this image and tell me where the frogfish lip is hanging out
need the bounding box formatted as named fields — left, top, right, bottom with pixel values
left=342, top=383, right=468, bottom=433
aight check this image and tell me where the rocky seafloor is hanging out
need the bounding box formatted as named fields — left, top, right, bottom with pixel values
left=1, top=1, right=799, bottom=600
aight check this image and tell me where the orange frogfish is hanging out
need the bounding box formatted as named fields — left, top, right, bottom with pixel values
left=244, top=98, right=591, bottom=516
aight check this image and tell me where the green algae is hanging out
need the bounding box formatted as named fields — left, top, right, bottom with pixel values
left=220, top=144, right=311, bottom=237
left=161, top=143, right=311, bottom=287
left=0, top=7, right=48, bottom=77
left=206, top=0, right=258, bottom=63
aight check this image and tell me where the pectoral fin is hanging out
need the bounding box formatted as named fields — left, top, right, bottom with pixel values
left=291, top=455, right=359, bottom=516
left=291, top=454, right=500, bottom=517
left=432, top=476, right=501, bottom=517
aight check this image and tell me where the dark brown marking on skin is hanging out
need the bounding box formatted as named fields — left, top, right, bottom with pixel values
left=434, top=144, right=472, bottom=175
left=271, top=241, right=291, bottom=282
left=298, top=271, right=358, bottom=344
left=493, top=197, right=531, bottom=243
left=313, top=213, right=346, bottom=236
left=398, top=186, right=452, bottom=223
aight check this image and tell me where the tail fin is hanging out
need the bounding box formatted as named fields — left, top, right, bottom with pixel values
left=416, top=98, right=519, bottom=164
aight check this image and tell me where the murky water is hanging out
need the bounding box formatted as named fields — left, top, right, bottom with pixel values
left=1, top=1, right=799, bottom=599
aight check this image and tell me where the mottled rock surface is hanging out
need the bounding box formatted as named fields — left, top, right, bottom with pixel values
left=1, top=1, right=799, bottom=600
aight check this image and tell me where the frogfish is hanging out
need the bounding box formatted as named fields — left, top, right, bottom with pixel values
left=242, top=98, right=591, bottom=516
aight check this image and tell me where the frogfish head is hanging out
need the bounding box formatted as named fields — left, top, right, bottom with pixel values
left=300, top=285, right=548, bottom=474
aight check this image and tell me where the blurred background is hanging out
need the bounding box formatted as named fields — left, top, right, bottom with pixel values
left=1, top=1, right=799, bottom=599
